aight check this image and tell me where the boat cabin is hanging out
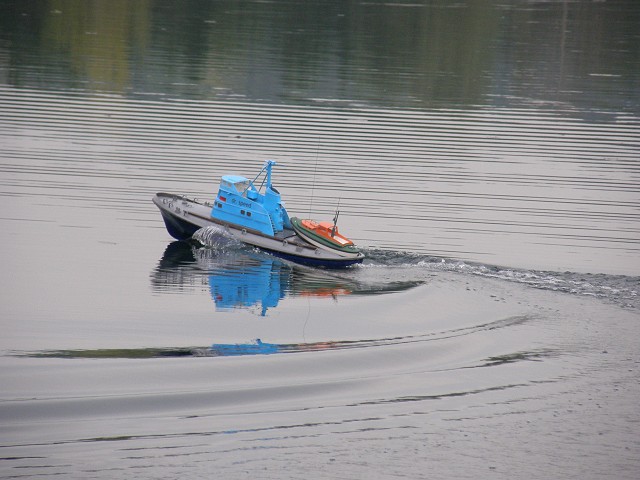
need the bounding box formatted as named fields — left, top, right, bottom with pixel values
left=211, top=161, right=291, bottom=236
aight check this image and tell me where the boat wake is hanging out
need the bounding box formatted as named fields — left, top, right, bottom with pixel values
left=360, top=248, right=639, bottom=309
left=20, top=314, right=533, bottom=359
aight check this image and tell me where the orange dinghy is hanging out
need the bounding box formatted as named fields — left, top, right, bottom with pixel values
left=290, top=217, right=362, bottom=259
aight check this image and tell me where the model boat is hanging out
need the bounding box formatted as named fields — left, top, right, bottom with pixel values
left=152, top=160, right=364, bottom=268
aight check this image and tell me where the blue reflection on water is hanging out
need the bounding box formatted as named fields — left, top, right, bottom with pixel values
left=208, top=254, right=290, bottom=316
left=151, top=241, right=357, bottom=315
left=151, top=240, right=423, bottom=316
left=209, top=339, right=280, bottom=356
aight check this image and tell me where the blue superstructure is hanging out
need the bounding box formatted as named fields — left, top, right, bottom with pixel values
left=211, top=160, right=291, bottom=236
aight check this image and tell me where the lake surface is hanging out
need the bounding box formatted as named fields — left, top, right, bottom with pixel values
left=1, top=1, right=639, bottom=479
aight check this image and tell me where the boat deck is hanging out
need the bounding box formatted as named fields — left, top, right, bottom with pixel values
left=273, top=228, right=297, bottom=240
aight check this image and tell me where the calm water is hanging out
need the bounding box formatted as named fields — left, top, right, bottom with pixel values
left=1, top=1, right=639, bottom=479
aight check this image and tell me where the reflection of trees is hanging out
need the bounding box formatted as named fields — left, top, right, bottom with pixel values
left=1, top=0, right=637, bottom=109
left=343, top=1, right=498, bottom=105
left=495, top=1, right=640, bottom=108
left=41, top=0, right=150, bottom=92
left=1, top=0, right=150, bottom=91
left=185, top=1, right=500, bottom=105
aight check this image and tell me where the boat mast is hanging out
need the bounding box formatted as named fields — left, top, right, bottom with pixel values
left=265, top=159, right=275, bottom=190
left=251, top=160, right=276, bottom=192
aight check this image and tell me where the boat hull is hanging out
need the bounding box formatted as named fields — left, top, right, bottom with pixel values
left=153, top=193, right=364, bottom=268
left=159, top=208, right=201, bottom=240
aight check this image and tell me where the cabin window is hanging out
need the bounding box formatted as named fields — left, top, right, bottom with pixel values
left=247, top=212, right=252, bottom=217
left=234, top=180, right=250, bottom=196
left=241, top=210, right=245, bottom=215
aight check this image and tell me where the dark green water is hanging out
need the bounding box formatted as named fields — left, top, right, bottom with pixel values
left=0, top=1, right=639, bottom=479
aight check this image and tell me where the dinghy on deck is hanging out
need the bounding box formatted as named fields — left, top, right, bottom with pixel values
left=290, top=217, right=361, bottom=259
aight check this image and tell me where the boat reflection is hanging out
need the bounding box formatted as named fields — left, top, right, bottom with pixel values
left=151, top=242, right=358, bottom=315
left=152, top=242, right=423, bottom=315
left=205, top=338, right=371, bottom=357
left=206, top=251, right=292, bottom=315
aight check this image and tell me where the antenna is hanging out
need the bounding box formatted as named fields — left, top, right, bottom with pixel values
left=309, top=140, right=320, bottom=218
left=331, top=198, right=340, bottom=237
